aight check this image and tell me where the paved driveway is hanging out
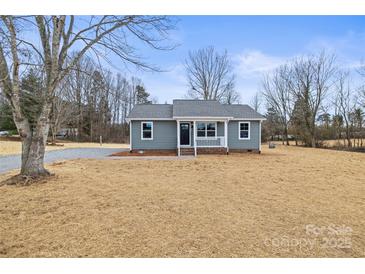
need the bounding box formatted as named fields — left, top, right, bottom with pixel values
left=0, top=148, right=126, bottom=174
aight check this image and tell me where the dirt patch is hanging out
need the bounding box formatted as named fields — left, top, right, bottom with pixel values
left=110, top=149, right=177, bottom=157
left=0, top=145, right=364, bottom=257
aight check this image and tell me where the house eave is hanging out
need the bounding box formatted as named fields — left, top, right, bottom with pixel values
left=126, top=118, right=174, bottom=123
left=126, top=117, right=267, bottom=123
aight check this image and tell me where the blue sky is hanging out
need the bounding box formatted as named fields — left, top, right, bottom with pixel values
left=106, top=16, right=365, bottom=104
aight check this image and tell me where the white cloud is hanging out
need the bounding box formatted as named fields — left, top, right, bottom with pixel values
left=306, top=30, right=365, bottom=54
left=305, top=30, right=365, bottom=70
left=234, top=50, right=286, bottom=78
left=232, top=50, right=288, bottom=104
left=141, top=64, right=187, bottom=103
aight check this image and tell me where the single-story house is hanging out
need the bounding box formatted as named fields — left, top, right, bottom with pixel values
left=126, top=99, right=266, bottom=156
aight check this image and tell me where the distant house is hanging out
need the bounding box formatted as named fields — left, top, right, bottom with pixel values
left=126, top=99, right=265, bottom=156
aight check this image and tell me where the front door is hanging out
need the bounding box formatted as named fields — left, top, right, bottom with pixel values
left=180, top=122, right=190, bottom=146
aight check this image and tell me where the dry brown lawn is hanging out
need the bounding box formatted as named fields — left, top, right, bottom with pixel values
left=0, top=140, right=128, bottom=156
left=322, top=138, right=365, bottom=147
left=0, top=145, right=364, bottom=257
left=272, top=139, right=365, bottom=148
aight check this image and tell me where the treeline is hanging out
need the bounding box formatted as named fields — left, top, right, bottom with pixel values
left=260, top=51, right=365, bottom=149
left=0, top=56, right=156, bottom=143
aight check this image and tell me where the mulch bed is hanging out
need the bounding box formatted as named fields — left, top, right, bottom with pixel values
left=110, top=150, right=177, bottom=157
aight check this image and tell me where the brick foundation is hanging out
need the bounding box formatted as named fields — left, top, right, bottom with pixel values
left=197, top=147, right=228, bottom=155
left=126, top=148, right=261, bottom=156
left=228, top=149, right=260, bottom=154
left=129, top=149, right=177, bottom=156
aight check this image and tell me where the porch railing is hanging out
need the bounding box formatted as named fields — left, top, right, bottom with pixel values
left=195, top=136, right=225, bottom=147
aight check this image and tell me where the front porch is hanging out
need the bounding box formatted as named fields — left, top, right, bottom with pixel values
left=177, top=120, right=228, bottom=156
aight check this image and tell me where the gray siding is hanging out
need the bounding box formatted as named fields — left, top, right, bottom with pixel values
left=131, top=120, right=177, bottom=150
left=227, top=120, right=260, bottom=150
left=217, top=122, right=224, bottom=136
left=131, top=120, right=261, bottom=151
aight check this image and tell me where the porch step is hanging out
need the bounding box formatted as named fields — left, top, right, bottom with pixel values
left=180, top=147, right=195, bottom=156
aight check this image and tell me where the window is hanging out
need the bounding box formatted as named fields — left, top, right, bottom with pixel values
left=239, top=122, right=250, bottom=140
left=141, top=121, right=153, bottom=140
left=197, top=122, right=206, bottom=137
left=196, top=122, right=216, bottom=138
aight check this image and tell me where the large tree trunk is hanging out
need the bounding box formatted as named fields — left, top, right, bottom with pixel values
left=76, top=82, right=82, bottom=142
left=284, top=126, right=289, bottom=145
left=49, top=122, right=56, bottom=144
left=21, top=132, right=49, bottom=176
left=19, top=104, right=51, bottom=177
left=310, top=127, right=316, bottom=147
left=345, top=124, right=352, bottom=148
left=311, top=136, right=316, bottom=148
left=310, top=120, right=316, bottom=148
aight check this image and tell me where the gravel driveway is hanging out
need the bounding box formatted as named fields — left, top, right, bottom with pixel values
left=0, top=148, right=125, bottom=174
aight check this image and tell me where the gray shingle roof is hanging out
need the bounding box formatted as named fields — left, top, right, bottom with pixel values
left=127, top=100, right=265, bottom=120
left=127, top=104, right=173, bottom=119
left=223, top=104, right=265, bottom=119
left=172, top=99, right=231, bottom=117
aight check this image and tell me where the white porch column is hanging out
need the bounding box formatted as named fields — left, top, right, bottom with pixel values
left=177, top=120, right=180, bottom=156
left=224, top=120, right=228, bottom=154
left=193, top=120, right=197, bottom=157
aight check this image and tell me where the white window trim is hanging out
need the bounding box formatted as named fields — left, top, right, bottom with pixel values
left=238, top=121, right=250, bottom=140
left=195, top=121, right=217, bottom=139
left=141, top=121, right=153, bottom=140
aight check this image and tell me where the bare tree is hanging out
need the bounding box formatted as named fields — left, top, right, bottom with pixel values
left=289, top=52, right=337, bottom=147
left=360, top=88, right=365, bottom=109
left=262, top=64, right=293, bottom=145
left=353, top=107, right=364, bottom=147
left=357, top=62, right=365, bottom=109
left=116, top=74, right=131, bottom=124
left=185, top=46, right=236, bottom=102
left=221, top=82, right=240, bottom=104
left=335, top=71, right=353, bottom=147
left=64, top=55, right=95, bottom=141
left=49, top=82, right=75, bottom=143
left=128, top=77, right=143, bottom=111
left=250, top=92, right=261, bottom=112
left=0, top=15, right=175, bottom=179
